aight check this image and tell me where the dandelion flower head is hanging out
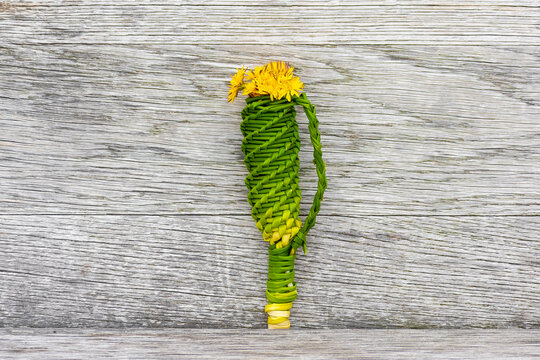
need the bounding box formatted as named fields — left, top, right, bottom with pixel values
left=227, top=61, right=304, bottom=103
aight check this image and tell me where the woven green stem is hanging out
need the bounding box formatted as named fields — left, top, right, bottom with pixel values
left=240, top=93, right=327, bottom=329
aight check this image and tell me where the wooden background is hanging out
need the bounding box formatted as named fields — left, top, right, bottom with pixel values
left=1, top=0, right=539, bottom=334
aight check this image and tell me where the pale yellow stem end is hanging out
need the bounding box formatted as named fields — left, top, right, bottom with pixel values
left=265, top=303, right=293, bottom=329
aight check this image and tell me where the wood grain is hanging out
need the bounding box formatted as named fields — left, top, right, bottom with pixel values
left=0, top=1, right=539, bottom=329
left=1, top=215, right=538, bottom=328
left=1, top=329, right=540, bottom=360
left=2, top=2, right=539, bottom=45
left=0, top=44, right=538, bottom=215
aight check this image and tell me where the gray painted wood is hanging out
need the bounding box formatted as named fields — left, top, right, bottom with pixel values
left=2, top=2, right=539, bottom=45
left=1, top=215, right=538, bottom=328
left=0, top=1, right=539, bottom=329
left=0, top=43, right=539, bottom=215
left=1, top=329, right=539, bottom=360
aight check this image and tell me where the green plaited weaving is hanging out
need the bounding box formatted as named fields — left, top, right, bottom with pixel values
left=240, top=93, right=327, bottom=329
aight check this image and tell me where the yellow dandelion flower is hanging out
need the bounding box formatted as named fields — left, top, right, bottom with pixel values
left=227, top=61, right=304, bottom=102
left=227, top=66, right=246, bottom=103
left=230, top=66, right=245, bottom=87
left=227, top=87, right=239, bottom=103
left=242, top=81, right=257, bottom=96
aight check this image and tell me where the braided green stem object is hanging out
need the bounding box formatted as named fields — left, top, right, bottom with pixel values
left=240, top=93, right=327, bottom=329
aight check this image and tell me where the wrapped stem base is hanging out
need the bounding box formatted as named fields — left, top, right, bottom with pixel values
left=265, top=244, right=297, bottom=329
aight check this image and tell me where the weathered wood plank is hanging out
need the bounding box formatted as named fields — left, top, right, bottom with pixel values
left=1, top=215, right=538, bottom=328
left=1, top=329, right=539, bottom=360
left=0, top=0, right=539, bottom=332
left=6, top=1, right=540, bottom=5
left=0, top=44, right=538, bottom=215
left=2, top=2, right=539, bottom=45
